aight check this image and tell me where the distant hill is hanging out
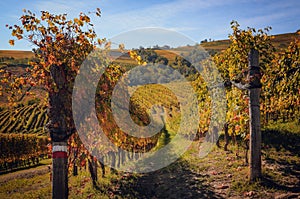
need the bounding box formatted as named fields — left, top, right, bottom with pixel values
left=1, top=32, right=299, bottom=60
left=0, top=50, right=34, bottom=59
left=199, top=32, right=300, bottom=54
left=270, top=32, right=300, bottom=49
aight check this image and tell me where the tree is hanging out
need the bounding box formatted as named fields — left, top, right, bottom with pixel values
left=4, top=8, right=102, bottom=199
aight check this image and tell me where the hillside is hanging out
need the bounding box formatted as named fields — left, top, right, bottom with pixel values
left=0, top=103, right=47, bottom=135
left=0, top=50, right=34, bottom=59
left=200, top=32, right=300, bottom=53
left=1, top=31, right=299, bottom=61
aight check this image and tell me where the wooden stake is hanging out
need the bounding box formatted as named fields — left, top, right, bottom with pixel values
left=248, top=49, right=262, bottom=181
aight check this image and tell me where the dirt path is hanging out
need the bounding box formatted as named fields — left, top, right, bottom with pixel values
left=110, top=153, right=235, bottom=199
left=0, top=164, right=51, bottom=184
left=119, top=161, right=224, bottom=199
left=108, top=142, right=300, bottom=199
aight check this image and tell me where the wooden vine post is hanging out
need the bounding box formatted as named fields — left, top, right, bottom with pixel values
left=248, top=48, right=262, bottom=181
left=231, top=48, right=262, bottom=181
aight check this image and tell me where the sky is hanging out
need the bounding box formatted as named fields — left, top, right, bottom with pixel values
left=0, top=0, right=299, bottom=50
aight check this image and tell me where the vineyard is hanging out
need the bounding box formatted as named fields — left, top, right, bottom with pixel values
left=0, top=103, right=48, bottom=135
left=0, top=26, right=299, bottom=167
left=0, top=17, right=299, bottom=198
left=0, top=133, right=48, bottom=173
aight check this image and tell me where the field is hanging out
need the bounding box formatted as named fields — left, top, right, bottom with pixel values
left=0, top=50, right=34, bottom=59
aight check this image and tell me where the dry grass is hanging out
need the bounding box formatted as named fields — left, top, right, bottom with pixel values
left=270, top=32, right=300, bottom=49
left=200, top=39, right=231, bottom=52
left=154, top=50, right=179, bottom=63
left=0, top=50, right=34, bottom=59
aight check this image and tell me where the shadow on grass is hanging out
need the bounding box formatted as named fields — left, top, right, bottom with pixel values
left=261, top=175, right=300, bottom=193
left=114, top=159, right=221, bottom=199
left=262, top=129, right=300, bottom=156
left=261, top=126, right=300, bottom=193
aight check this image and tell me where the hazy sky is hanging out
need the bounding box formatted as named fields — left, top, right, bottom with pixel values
left=0, top=0, right=299, bottom=50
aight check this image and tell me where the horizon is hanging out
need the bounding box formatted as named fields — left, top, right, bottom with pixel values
left=0, top=0, right=299, bottom=50
left=0, top=31, right=298, bottom=52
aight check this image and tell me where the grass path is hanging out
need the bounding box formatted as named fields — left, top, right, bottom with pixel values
left=0, top=122, right=299, bottom=198
left=0, top=163, right=51, bottom=184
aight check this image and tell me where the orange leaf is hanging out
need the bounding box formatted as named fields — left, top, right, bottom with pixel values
left=9, top=40, right=15, bottom=46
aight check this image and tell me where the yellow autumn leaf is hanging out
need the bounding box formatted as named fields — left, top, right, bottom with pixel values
left=12, top=30, right=17, bottom=36
left=105, top=41, right=111, bottom=49
left=78, top=20, right=83, bottom=26
left=74, top=18, right=81, bottom=25
left=119, top=43, right=125, bottom=51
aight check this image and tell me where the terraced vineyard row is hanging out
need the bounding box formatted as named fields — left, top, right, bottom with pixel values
left=129, top=82, right=202, bottom=140
left=0, top=103, right=48, bottom=135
